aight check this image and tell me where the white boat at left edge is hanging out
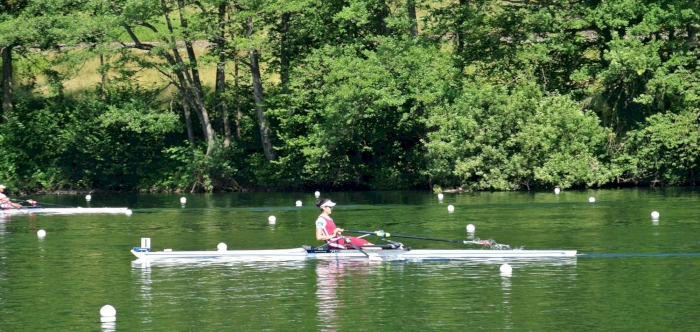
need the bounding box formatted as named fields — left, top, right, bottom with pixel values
left=1, top=207, right=132, bottom=215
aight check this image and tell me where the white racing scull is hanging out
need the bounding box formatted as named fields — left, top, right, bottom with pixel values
left=131, top=238, right=577, bottom=262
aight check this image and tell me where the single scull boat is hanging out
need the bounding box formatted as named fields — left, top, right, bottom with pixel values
left=1, top=206, right=132, bottom=215
left=131, top=238, right=576, bottom=261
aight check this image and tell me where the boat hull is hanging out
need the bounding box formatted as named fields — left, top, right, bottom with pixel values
left=131, top=247, right=577, bottom=261
left=1, top=207, right=131, bottom=215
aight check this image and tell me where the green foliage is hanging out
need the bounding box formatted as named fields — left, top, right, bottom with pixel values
left=3, top=82, right=188, bottom=191
left=0, top=131, right=19, bottom=186
left=278, top=37, right=452, bottom=189
left=98, top=98, right=179, bottom=134
left=425, top=77, right=613, bottom=190
left=2, top=0, right=700, bottom=192
left=615, top=111, right=700, bottom=185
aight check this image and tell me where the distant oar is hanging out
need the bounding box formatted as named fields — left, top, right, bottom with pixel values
left=344, top=229, right=493, bottom=246
left=12, top=199, right=75, bottom=208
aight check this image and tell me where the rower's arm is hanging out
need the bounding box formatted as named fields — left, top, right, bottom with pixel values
left=316, top=227, right=343, bottom=241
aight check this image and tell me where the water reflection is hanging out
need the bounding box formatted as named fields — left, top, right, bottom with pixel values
left=100, top=316, right=116, bottom=332
left=133, top=261, right=154, bottom=325
left=0, top=215, right=6, bottom=236
left=131, top=259, right=309, bottom=270
left=315, top=260, right=384, bottom=332
left=0, top=216, right=6, bottom=269
left=315, top=261, right=342, bottom=332
left=501, top=273, right=513, bottom=330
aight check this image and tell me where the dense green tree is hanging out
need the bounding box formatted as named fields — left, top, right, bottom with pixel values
left=424, top=76, right=612, bottom=190
left=277, top=38, right=452, bottom=189
left=615, top=110, right=700, bottom=186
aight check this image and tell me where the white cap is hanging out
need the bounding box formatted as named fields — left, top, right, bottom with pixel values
left=320, top=200, right=337, bottom=208
left=0, top=184, right=5, bottom=189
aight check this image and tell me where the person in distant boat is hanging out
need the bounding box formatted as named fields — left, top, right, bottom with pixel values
left=315, top=199, right=373, bottom=249
left=0, top=184, right=36, bottom=209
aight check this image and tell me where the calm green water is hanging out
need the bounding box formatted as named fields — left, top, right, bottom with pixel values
left=1, top=188, right=700, bottom=331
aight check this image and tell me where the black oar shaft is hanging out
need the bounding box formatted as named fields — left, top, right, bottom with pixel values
left=345, top=230, right=464, bottom=244
left=339, top=235, right=369, bottom=258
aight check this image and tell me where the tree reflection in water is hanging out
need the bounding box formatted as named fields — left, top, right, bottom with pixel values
left=315, top=260, right=382, bottom=332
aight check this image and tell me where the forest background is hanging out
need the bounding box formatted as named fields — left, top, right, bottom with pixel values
left=0, top=0, right=698, bottom=193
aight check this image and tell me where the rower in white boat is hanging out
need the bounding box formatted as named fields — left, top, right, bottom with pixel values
left=0, top=184, right=37, bottom=210
left=130, top=200, right=576, bottom=261
left=131, top=232, right=577, bottom=261
left=315, top=199, right=374, bottom=250
left=0, top=187, right=132, bottom=215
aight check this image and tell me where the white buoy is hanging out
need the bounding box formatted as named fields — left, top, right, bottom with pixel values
left=314, top=191, right=320, bottom=198
left=651, top=211, right=660, bottom=219
left=447, top=205, right=455, bottom=213
left=268, top=215, right=277, bottom=224
left=85, top=194, right=92, bottom=201
left=437, top=193, right=444, bottom=200
left=554, top=187, right=561, bottom=194
left=100, top=304, right=116, bottom=317
left=466, top=224, right=475, bottom=233
left=180, top=197, right=186, bottom=204
left=37, top=229, right=46, bottom=238
left=588, top=197, right=595, bottom=203
left=217, top=242, right=227, bottom=251
left=500, top=263, right=512, bottom=274
left=295, top=200, right=302, bottom=207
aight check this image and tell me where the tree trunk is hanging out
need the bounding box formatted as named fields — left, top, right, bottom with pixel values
left=216, top=3, right=231, bottom=148
left=376, top=0, right=389, bottom=36
left=234, top=58, right=242, bottom=140
left=247, top=17, right=275, bottom=161
left=1, top=46, right=13, bottom=124
left=280, top=12, right=290, bottom=95
left=177, top=0, right=216, bottom=155
left=100, top=53, right=107, bottom=101
left=407, top=0, right=418, bottom=37
left=689, top=22, right=698, bottom=67
left=161, top=0, right=216, bottom=155
left=455, top=0, right=467, bottom=58
left=176, top=0, right=203, bottom=94
left=219, top=62, right=231, bottom=148
left=182, top=96, right=196, bottom=146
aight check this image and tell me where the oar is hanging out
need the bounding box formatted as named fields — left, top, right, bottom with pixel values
left=12, top=199, right=75, bottom=208
left=344, top=229, right=507, bottom=249
left=338, top=235, right=371, bottom=258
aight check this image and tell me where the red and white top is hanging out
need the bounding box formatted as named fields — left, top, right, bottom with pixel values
left=316, top=215, right=344, bottom=248
left=315, top=215, right=371, bottom=249
left=0, top=193, right=11, bottom=209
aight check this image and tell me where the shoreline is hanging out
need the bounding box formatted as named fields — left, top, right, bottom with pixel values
left=16, top=184, right=689, bottom=196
